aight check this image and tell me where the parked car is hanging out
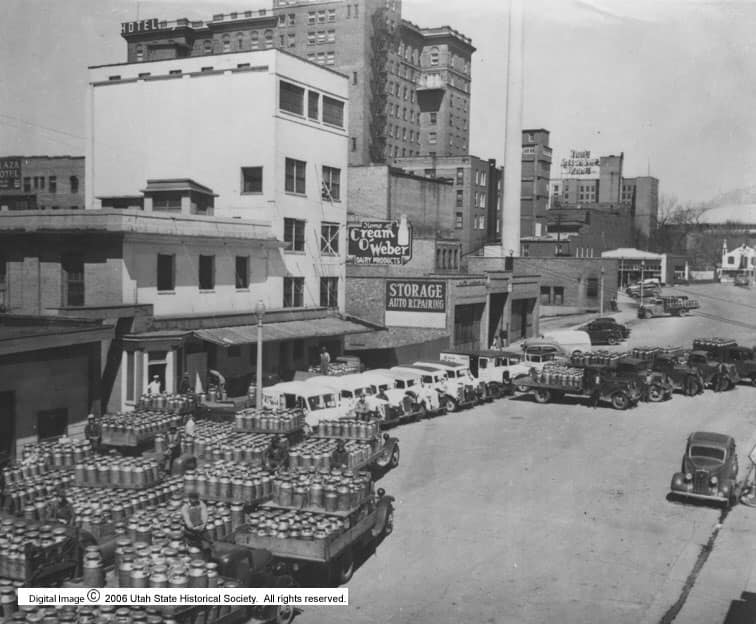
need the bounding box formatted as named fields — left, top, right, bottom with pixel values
left=578, top=321, right=625, bottom=346
left=588, top=317, right=631, bottom=339
left=626, top=280, right=661, bottom=298
left=669, top=431, right=740, bottom=507
left=521, top=330, right=592, bottom=355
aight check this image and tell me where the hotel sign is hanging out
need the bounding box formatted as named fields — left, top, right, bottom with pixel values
left=121, top=18, right=160, bottom=34
left=561, top=149, right=600, bottom=178
left=347, top=220, right=412, bottom=265
left=0, top=158, right=21, bottom=191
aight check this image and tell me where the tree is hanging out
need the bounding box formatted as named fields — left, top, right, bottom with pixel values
left=649, top=193, right=706, bottom=255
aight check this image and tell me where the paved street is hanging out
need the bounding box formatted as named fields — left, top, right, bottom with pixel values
left=301, top=284, right=756, bottom=624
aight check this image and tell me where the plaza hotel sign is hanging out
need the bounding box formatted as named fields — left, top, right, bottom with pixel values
left=121, top=18, right=160, bottom=34
left=561, top=149, right=600, bottom=178
left=0, top=158, right=21, bottom=191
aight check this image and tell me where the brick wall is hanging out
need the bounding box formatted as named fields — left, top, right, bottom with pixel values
left=512, top=257, right=619, bottom=310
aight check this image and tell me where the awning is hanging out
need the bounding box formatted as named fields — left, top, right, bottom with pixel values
left=193, top=317, right=377, bottom=347
left=345, top=327, right=449, bottom=350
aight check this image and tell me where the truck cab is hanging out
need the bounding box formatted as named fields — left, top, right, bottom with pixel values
left=698, top=343, right=756, bottom=385
left=439, top=350, right=514, bottom=398
left=262, top=381, right=345, bottom=427
left=369, top=368, right=442, bottom=419
left=304, top=374, right=391, bottom=421
left=686, top=350, right=740, bottom=390
left=414, top=360, right=482, bottom=405
left=392, top=365, right=453, bottom=409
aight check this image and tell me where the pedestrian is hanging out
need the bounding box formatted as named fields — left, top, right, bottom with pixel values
left=184, top=413, right=196, bottom=438
left=84, top=414, right=101, bottom=452
left=331, top=439, right=350, bottom=469
left=207, top=369, right=226, bottom=399
left=181, top=491, right=212, bottom=555
left=147, top=374, right=162, bottom=395
left=164, top=426, right=182, bottom=474
left=587, top=370, right=601, bottom=408
left=714, top=363, right=728, bottom=392
left=179, top=372, right=193, bottom=395
left=264, top=435, right=287, bottom=470
left=354, top=393, right=371, bottom=421
left=319, top=346, right=331, bottom=375
left=51, top=485, right=76, bottom=527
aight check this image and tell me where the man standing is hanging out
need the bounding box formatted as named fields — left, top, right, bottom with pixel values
left=319, top=346, right=331, bottom=375
left=184, top=413, right=196, bottom=438
left=84, top=414, right=101, bottom=452
left=181, top=491, right=211, bottom=554
left=51, top=486, right=76, bottom=527
left=179, top=372, right=193, bottom=395
left=354, top=394, right=371, bottom=421
left=147, top=375, right=162, bottom=395
left=264, top=435, right=287, bottom=470
left=164, top=426, right=182, bottom=474
left=331, top=440, right=350, bottom=469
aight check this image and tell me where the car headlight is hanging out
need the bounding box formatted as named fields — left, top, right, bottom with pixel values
left=710, top=476, right=718, bottom=486
left=684, top=473, right=692, bottom=482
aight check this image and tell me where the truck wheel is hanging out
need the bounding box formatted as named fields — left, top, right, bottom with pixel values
left=647, top=384, right=664, bottom=402
left=416, top=403, right=427, bottom=419
left=270, top=604, right=295, bottom=624
left=533, top=388, right=551, bottom=404
left=514, top=376, right=529, bottom=393
left=444, top=397, right=457, bottom=413
left=389, top=445, right=400, bottom=468
left=335, top=549, right=355, bottom=585
left=611, top=392, right=630, bottom=410
left=607, top=335, right=619, bottom=345
left=642, top=309, right=652, bottom=319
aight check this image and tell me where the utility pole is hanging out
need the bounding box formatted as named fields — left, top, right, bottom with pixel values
left=640, top=261, right=645, bottom=307
left=599, top=266, right=605, bottom=316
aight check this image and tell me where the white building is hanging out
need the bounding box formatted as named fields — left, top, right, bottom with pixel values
left=721, top=240, right=756, bottom=282
left=88, top=48, right=348, bottom=315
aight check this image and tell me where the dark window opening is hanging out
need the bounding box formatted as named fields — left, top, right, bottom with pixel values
left=62, top=254, right=84, bottom=307
left=199, top=255, right=215, bottom=290
left=241, top=166, right=263, bottom=193
left=280, top=80, right=305, bottom=115
left=283, top=277, right=304, bottom=308
left=285, top=158, right=306, bottom=194
left=320, top=277, right=338, bottom=308
left=157, top=254, right=175, bottom=291
left=284, top=218, right=306, bottom=252
left=235, top=256, right=249, bottom=289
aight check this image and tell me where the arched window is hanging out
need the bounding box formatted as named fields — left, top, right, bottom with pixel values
left=222, top=36, right=231, bottom=53
left=135, top=44, right=144, bottom=62
left=264, top=30, right=274, bottom=48
left=203, top=40, right=213, bottom=55
left=429, top=46, right=439, bottom=66
left=237, top=32, right=244, bottom=50
left=250, top=31, right=259, bottom=49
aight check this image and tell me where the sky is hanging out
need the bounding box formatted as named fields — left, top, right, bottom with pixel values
left=1, top=0, right=755, bottom=204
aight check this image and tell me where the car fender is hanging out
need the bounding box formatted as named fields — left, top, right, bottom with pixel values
left=372, top=496, right=395, bottom=537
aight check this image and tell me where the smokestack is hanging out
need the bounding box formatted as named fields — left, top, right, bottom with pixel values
left=500, top=0, right=523, bottom=256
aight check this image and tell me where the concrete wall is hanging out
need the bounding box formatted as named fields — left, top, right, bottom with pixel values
left=0, top=343, right=99, bottom=457
left=89, top=49, right=347, bottom=314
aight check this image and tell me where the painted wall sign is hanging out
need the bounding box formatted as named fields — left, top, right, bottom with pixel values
left=385, top=279, right=446, bottom=312
left=121, top=18, right=160, bottom=34
left=347, top=217, right=412, bottom=265
left=0, top=158, right=21, bottom=191
left=560, top=149, right=600, bottom=178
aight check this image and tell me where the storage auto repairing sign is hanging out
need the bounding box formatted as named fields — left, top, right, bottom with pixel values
left=347, top=220, right=412, bottom=265
left=385, top=279, right=447, bottom=329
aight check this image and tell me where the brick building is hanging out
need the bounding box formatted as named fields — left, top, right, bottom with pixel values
left=120, top=2, right=474, bottom=166
left=345, top=237, right=540, bottom=367
left=622, top=176, right=659, bottom=238
left=521, top=129, right=552, bottom=238
left=0, top=156, right=84, bottom=212
left=394, top=154, right=501, bottom=255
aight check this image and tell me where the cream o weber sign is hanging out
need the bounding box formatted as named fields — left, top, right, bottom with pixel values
left=347, top=218, right=412, bottom=265
left=385, top=279, right=446, bottom=329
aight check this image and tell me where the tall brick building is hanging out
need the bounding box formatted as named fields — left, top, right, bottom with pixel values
left=520, top=129, right=552, bottom=238
left=0, top=156, right=84, bottom=211
left=121, top=1, right=474, bottom=166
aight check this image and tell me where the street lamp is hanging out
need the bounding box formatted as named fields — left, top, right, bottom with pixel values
left=255, top=299, right=265, bottom=409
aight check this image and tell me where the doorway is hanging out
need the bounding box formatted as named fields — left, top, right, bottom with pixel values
left=0, top=391, right=14, bottom=462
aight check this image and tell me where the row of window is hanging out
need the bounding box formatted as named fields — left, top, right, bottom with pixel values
left=240, top=162, right=341, bottom=200
left=283, top=219, right=340, bottom=255
left=279, top=81, right=344, bottom=128
left=386, top=81, right=417, bottom=104
left=385, top=145, right=421, bottom=159
left=306, top=51, right=335, bottom=66
left=307, top=8, right=338, bottom=24
left=22, top=175, right=79, bottom=194
left=472, top=215, right=487, bottom=230
left=306, top=30, right=336, bottom=45
left=540, top=286, right=565, bottom=306
left=388, top=125, right=418, bottom=143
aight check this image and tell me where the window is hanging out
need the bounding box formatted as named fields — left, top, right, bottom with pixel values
left=278, top=14, right=286, bottom=26
left=250, top=31, right=259, bottom=49
left=241, top=167, right=263, bottom=193
left=456, top=167, right=464, bottom=185
left=49, top=176, right=57, bottom=193
left=317, top=52, right=325, bottom=64
left=285, top=158, right=306, bottom=194
left=199, top=255, right=215, bottom=291
left=320, top=277, right=338, bottom=308
left=540, top=286, right=551, bottom=305
left=352, top=72, right=358, bottom=85
left=23, top=177, right=30, bottom=192
left=264, top=30, right=274, bottom=48
left=429, top=46, right=439, bottom=65
left=237, top=33, right=244, bottom=49
left=152, top=192, right=181, bottom=211
left=308, top=91, right=319, bottom=120
left=429, top=131, right=437, bottom=144
left=308, top=11, right=316, bottom=24
left=317, top=30, right=326, bottom=43
left=322, top=96, right=344, bottom=127
left=429, top=112, right=437, bottom=124
left=288, top=33, right=296, bottom=47
left=136, top=44, right=144, bottom=62
left=222, top=36, right=231, bottom=53
left=553, top=287, right=564, bottom=305
left=283, top=277, right=305, bottom=307
left=284, top=218, right=306, bottom=251
left=326, top=51, right=335, bottom=65
left=317, top=10, right=326, bottom=23
left=321, top=222, right=339, bottom=255
left=455, top=212, right=463, bottom=229
left=307, top=32, right=316, bottom=46
left=327, top=30, right=335, bottom=42
left=321, top=166, right=341, bottom=201
left=351, top=137, right=357, bottom=152
left=280, top=80, right=304, bottom=115
left=327, top=9, right=336, bottom=21
left=586, top=278, right=597, bottom=297
left=157, top=254, right=175, bottom=292
left=235, top=256, right=249, bottom=289
left=62, top=254, right=84, bottom=307
left=70, top=176, right=79, bottom=194
left=203, top=40, right=213, bottom=54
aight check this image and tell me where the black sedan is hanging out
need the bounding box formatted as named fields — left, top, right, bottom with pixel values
left=578, top=320, right=628, bottom=345
left=593, top=317, right=631, bottom=339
